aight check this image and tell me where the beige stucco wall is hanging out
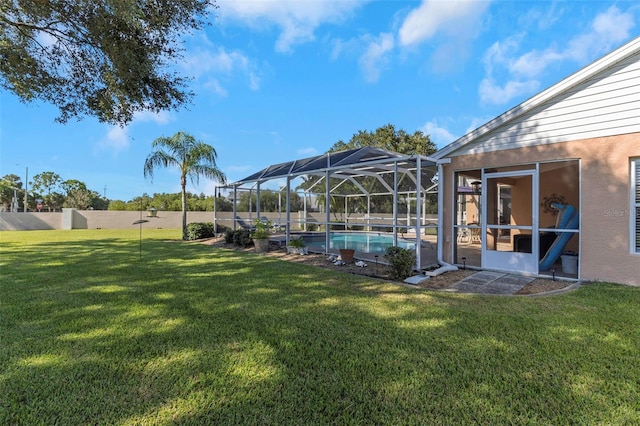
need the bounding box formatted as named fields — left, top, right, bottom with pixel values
left=0, top=210, right=433, bottom=232
left=538, top=162, right=580, bottom=226
left=0, top=210, right=220, bottom=231
left=442, top=132, right=640, bottom=286
left=77, top=210, right=218, bottom=229
left=0, top=212, right=61, bottom=230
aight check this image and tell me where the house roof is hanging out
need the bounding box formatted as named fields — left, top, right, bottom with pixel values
left=228, top=147, right=437, bottom=193
left=433, top=35, right=640, bottom=160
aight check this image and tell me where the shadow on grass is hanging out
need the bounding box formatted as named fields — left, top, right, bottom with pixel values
left=1, top=231, right=640, bottom=424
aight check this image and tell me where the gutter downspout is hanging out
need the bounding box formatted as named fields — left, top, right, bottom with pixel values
left=424, top=159, right=458, bottom=277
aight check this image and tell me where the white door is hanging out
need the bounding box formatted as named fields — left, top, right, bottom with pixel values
left=482, top=170, right=538, bottom=274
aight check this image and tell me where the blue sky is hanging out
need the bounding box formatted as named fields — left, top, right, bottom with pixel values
left=1, top=0, right=639, bottom=201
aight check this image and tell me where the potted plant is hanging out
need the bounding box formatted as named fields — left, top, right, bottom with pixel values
left=287, top=237, right=307, bottom=255
left=252, top=218, right=271, bottom=253
left=339, top=248, right=355, bottom=263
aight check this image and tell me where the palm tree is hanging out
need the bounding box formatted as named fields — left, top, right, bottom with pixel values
left=144, top=132, right=227, bottom=240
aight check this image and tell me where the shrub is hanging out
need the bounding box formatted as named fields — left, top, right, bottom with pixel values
left=223, top=229, right=253, bottom=247
left=186, top=222, right=215, bottom=241
left=288, top=237, right=306, bottom=248
left=232, top=229, right=253, bottom=247
left=216, top=223, right=231, bottom=234
left=385, top=246, right=415, bottom=280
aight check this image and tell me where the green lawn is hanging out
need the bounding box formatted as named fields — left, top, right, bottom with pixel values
left=1, top=229, right=639, bottom=425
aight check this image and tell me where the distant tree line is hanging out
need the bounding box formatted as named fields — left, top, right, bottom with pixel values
left=108, top=193, right=217, bottom=212
left=108, top=190, right=304, bottom=213
left=0, top=172, right=108, bottom=212
left=0, top=172, right=305, bottom=213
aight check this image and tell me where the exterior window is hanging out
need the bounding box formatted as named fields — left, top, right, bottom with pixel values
left=633, top=159, right=640, bottom=253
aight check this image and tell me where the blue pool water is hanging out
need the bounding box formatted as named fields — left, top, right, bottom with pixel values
left=303, top=232, right=416, bottom=254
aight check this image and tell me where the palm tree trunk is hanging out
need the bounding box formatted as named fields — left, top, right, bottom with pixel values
left=181, top=180, right=187, bottom=240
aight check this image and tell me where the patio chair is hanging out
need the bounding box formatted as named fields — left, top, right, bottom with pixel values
left=235, top=216, right=255, bottom=230
left=469, top=225, right=482, bottom=243
left=457, top=227, right=471, bottom=244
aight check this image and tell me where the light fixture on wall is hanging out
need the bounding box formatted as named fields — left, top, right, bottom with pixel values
left=471, top=181, right=482, bottom=194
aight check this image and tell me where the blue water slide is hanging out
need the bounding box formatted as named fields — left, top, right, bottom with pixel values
left=539, top=203, right=579, bottom=271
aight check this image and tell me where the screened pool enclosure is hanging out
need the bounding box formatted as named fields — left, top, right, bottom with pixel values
left=214, top=147, right=439, bottom=270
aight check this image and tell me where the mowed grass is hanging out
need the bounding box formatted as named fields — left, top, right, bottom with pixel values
left=1, top=229, right=639, bottom=425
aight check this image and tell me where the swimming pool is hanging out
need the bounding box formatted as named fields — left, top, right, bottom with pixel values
left=303, top=232, right=416, bottom=254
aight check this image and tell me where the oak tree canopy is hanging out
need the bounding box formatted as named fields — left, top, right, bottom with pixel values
left=0, top=0, right=215, bottom=125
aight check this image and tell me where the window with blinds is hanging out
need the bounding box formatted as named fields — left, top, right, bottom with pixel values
left=633, top=159, right=640, bottom=253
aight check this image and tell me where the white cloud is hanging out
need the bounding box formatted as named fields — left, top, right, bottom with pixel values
left=421, top=120, right=456, bottom=147
left=330, top=36, right=361, bottom=61
left=133, top=110, right=174, bottom=125
left=95, top=110, right=173, bottom=155
left=217, top=0, right=365, bottom=53
left=397, top=0, right=491, bottom=73
left=518, top=2, right=564, bottom=30
left=478, top=6, right=636, bottom=106
left=566, top=6, right=635, bottom=63
left=481, top=35, right=521, bottom=75
left=330, top=28, right=399, bottom=81
left=96, top=126, right=130, bottom=154
left=479, top=77, right=539, bottom=105
left=183, top=47, right=249, bottom=77
left=509, top=48, right=563, bottom=80
left=329, top=1, right=490, bottom=81
left=204, top=79, right=229, bottom=98
left=508, top=7, right=634, bottom=80
left=398, top=0, right=490, bottom=47
left=359, top=33, right=395, bottom=83
left=182, top=47, right=260, bottom=94
left=479, top=37, right=541, bottom=104
left=482, top=35, right=559, bottom=80
left=106, top=126, right=129, bottom=150
left=330, top=32, right=394, bottom=81
left=248, top=72, right=261, bottom=91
